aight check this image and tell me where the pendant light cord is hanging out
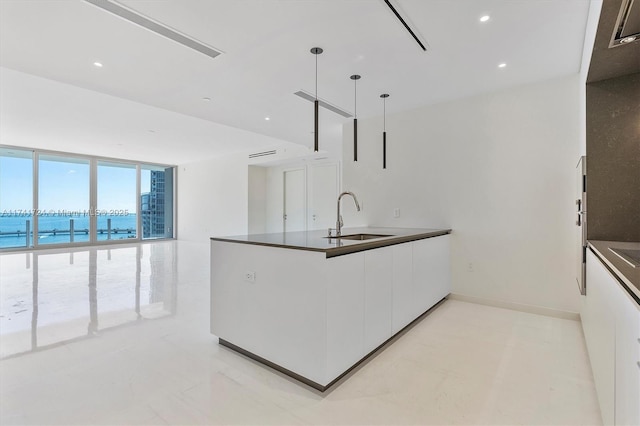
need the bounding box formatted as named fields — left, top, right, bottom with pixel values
left=315, top=53, right=318, bottom=100
left=383, top=98, right=386, bottom=131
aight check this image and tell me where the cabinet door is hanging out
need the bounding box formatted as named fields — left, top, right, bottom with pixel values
left=584, top=250, right=616, bottom=426
left=614, top=284, right=640, bottom=426
left=392, top=243, right=414, bottom=334
left=364, top=247, right=393, bottom=353
left=412, top=235, right=451, bottom=318
left=326, top=252, right=365, bottom=382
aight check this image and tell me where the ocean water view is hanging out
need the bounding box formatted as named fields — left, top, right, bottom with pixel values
left=0, top=214, right=137, bottom=248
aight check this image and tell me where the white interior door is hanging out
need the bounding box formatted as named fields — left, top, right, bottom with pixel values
left=308, top=164, right=339, bottom=230
left=283, top=169, right=306, bottom=232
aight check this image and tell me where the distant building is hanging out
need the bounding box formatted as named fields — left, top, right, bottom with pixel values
left=140, top=171, right=165, bottom=238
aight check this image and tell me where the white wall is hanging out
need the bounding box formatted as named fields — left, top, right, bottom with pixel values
left=248, top=166, right=267, bottom=234
left=264, top=165, right=286, bottom=233
left=342, top=75, right=582, bottom=313
left=177, top=153, right=249, bottom=242
left=257, top=160, right=341, bottom=233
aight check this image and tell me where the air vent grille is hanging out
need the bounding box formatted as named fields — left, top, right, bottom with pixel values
left=85, top=0, right=223, bottom=59
left=248, top=150, right=277, bottom=159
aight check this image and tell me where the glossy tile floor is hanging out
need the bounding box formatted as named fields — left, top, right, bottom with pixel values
left=1, top=241, right=602, bottom=425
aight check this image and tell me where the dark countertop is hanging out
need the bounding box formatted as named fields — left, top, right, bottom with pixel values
left=588, top=240, right=640, bottom=305
left=211, top=227, right=451, bottom=258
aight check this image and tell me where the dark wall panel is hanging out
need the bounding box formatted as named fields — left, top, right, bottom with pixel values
left=586, top=72, right=640, bottom=241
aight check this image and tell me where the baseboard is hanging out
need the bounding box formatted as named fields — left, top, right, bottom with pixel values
left=217, top=297, right=448, bottom=393
left=448, top=293, right=580, bottom=321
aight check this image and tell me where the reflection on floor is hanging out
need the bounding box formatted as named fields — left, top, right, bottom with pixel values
left=1, top=243, right=176, bottom=359
left=0, top=241, right=602, bottom=425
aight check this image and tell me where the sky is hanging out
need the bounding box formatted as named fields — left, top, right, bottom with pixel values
left=0, top=155, right=153, bottom=214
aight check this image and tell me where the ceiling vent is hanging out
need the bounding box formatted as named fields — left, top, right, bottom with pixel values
left=248, top=150, right=277, bottom=159
left=293, top=90, right=352, bottom=118
left=85, top=0, right=223, bottom=59
left=610, top=0, right=640, bottom=47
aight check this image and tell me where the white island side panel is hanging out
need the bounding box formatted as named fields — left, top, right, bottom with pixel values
left=210, top=241, right=327, bottom=384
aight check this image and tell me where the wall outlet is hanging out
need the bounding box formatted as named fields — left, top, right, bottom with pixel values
left=467, top=263, right=474, bottom=272
left=244, top=271, right=256, bottom=283
left=393, top=208, right=400, bottom=218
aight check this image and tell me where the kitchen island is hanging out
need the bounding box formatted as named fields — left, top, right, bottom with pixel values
left=210, top=227, right=451, bottom=391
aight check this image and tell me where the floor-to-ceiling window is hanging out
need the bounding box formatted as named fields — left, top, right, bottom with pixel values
left=0, top=147, right=34, bottom=249
left=38, top=154, right=90, bottom=246
left=141, top=165, right=174, bottom=239
left=97, top=161, right=137, bottom=242
left=0, top=146, right=175, bottom=250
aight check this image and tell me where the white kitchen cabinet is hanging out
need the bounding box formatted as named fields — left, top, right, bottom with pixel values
left=583, top=249, right=640, bottom=426
left=363, top=247, right=393, bottom=354
left=613, top=279, right=640, bottom=426
left=326, top=252, right=365, bottom=381
left=584, top=249, right=616, bottom=425
left=412, top=235, right=451, bottom=318
left=392, top=243, right=414, bottom=334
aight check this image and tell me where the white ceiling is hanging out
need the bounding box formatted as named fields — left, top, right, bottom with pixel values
left=0, top=0, right=593, bottom=164
left=0, top=67, right=297, bottom=164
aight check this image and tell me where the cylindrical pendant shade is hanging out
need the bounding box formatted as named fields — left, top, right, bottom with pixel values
left=350, top=74, right=361, bottom=162
left=383, top=131, right=387, bottom=169
left=380, top=93, right=389, bottom=169
left=311, top=47, right=323, bottom=152
left=314, top=100, right=319, bottom=152
left=354, top=118, right=358, bottom=161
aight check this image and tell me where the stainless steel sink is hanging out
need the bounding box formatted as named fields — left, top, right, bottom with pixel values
left=325, top=233, right=393, bottom=241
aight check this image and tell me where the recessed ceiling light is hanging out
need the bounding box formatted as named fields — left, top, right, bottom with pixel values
left=265, top=117, right=270, bottom=121
left=480, top=15, right=490, bottom=22
left=93, top=62, right=103, bottom=67
left=202, top=97, right=211, bottom=102
left=498, top=63, right=507, bottom=68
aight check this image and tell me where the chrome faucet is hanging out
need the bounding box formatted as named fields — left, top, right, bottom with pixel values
left=329, top=191, right=361, bottom=237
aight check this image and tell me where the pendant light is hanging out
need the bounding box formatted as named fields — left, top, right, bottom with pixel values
left=380, top=93, right=389, bottom=169
left=350, top=74, right=361, bottom=161
left=310, top=47, right=323, bottom=152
